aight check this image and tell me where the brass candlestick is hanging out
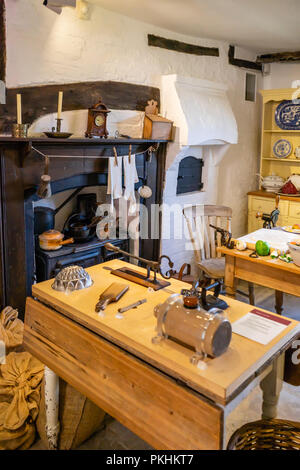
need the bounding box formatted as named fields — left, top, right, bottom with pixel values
left=44, top=118, right=73, bottom=139
left=52, top=118, right=62, bottom=134
left=12, top=123, right=29, bottom=138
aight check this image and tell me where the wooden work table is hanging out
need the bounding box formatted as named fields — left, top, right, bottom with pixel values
left=24, top=260, right=300, bottom=450
left=219, top=246, right=300, bottom=300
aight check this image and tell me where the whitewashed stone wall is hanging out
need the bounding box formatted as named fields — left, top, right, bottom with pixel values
left=6, top=0, right=263, bottom=253
left=263, top=63, right=300, bottom=90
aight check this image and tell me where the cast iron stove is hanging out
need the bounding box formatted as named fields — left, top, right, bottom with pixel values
left=35, top=237, right=129, bottom=282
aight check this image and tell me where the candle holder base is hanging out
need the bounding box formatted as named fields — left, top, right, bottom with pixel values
left=12, top=124, right=29, bottom=138
left=44, top=132, right=73, bottom=139
left=44, top=118, right=72, bottom=139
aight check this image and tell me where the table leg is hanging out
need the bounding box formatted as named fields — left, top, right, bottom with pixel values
left=224, top=255, right=237, bottom=298
left=275, top=290, right=284, bottom=315
left=44, top=366, right=60, bottom=450
left=260, top=354, right=284, bottom=419
left=248, top=283, right=255, bottom=306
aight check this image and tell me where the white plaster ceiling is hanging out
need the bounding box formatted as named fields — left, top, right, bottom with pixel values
left=91, top=0, right=300, bottom=53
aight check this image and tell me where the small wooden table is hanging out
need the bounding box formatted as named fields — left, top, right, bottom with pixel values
left=24, top=260, right=300, bottom=450
left=219, top=246, right=300, bottom=313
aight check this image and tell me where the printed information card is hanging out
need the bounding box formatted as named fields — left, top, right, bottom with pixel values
left=232, top=309, right=291, bottom=345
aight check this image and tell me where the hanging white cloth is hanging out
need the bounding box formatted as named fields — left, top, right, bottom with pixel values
left=107, top=150, right=123, bottom=212
left=123, top=152, right=139, bottom=215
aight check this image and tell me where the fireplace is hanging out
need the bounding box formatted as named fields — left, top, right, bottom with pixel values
left=33, top=188, right=129, bottom=283
left=160, top=75, right=238, bottom=273
left=0, top=137, right=167, bottom=316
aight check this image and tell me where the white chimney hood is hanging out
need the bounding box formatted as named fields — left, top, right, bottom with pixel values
left=161, top=74, right=238, bottom=146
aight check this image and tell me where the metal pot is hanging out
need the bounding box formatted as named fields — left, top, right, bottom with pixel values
left=68, top=216, right=102, bottom=243
left=34, top=206, right=56, bottom=234
left=34, top=187, right=83, bottom=235
left=39, top=230, right=74, bottom=251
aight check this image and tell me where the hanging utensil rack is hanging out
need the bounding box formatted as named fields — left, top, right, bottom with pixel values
left=13, top=137, right=162, bottom=167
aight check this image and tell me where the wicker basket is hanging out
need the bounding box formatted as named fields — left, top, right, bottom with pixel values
left=227, top=419, right=300, bottom=450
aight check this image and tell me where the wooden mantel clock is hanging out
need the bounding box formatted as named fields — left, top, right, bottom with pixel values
left=85, top=98, right=110, bottom=138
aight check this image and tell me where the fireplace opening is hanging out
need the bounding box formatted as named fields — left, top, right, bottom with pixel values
left=0, top=136, right=165, bottom=316
left=25, top=174, right=133, bottom=295
left=176, top=156, right=204, bottom=195
left=34, top=188, right=129, bottom=283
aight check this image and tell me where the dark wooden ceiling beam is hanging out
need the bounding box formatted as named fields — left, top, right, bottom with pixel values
left=257, top=51, right=300, bottom=63
left=0, top=80, right=160, bottom=133
left=228, top=45, right=262, bottom=72
left=148, top=34, right=219, bottom=57
left=43, top=0, right=76, bottom=14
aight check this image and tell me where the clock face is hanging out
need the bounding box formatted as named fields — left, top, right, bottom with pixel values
left=94, top=114, right=104, bottom=127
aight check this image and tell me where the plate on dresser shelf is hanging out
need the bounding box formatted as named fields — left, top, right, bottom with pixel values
left=273, top=139, right=292, bottom=158
left=275, top=100, right=300, bottom=130
left=281, top=226, right=300, bottom=234
left=277, top=192, right=300, bottom=197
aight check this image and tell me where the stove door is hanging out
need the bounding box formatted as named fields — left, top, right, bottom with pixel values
left=36, top=249, right=102, bottom=281
left=53, top=250, right=102, bottom=277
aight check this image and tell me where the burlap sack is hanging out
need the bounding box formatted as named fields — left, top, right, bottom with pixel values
left=0, top=305, right=106, bottom=450
left=0, top=307, right=23, bottom=352
left=0, top=402, right=35, bottom=450
left=0, top=351, right=44, bottom=450
left=37, top=378, right=106, bottom=449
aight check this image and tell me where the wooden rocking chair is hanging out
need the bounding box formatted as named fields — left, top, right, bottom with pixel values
left=183, top=204, right=255, bottom=304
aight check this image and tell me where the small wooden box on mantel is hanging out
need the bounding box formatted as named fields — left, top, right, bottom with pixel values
left=143, top=114, right=173, bottom=140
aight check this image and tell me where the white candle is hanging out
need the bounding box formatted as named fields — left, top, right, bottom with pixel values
left=16, top=94, right=22, bottom=125
left=57, top=91, right=63, bottom=119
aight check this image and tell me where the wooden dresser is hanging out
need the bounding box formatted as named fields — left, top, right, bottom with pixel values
left=248, top=87, right=300, bottom=231
left=248, top=190, right=300, bottom=232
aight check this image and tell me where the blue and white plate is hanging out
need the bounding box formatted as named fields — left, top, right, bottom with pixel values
left=275, top=100, right=300, bottom=130
left=273, top=139, right=292, bottom=158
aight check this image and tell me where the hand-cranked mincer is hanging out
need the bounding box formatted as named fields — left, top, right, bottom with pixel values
left=256, top=195, right=280, bottom=229
left=104, top=243, right=175, bottom=290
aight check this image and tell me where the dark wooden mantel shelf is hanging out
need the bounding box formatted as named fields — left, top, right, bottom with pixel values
left=0, top=137, right=169, bottom=159
left=0, top=137, right=168, bottom=144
